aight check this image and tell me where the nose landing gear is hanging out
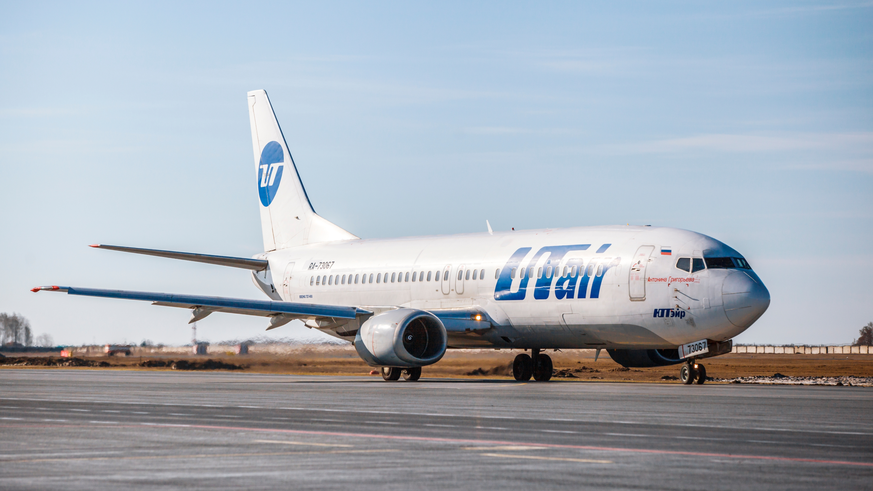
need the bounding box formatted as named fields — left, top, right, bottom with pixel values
left=513, top=349, right=552, bottom=382
left=679, top=361, right=707, bottom=385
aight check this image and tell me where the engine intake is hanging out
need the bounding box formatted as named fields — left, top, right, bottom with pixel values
left=354, top=309, right=447, bottom=367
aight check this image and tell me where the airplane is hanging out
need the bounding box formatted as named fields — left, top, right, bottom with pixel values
left=33, top=89, right=770, bottom=385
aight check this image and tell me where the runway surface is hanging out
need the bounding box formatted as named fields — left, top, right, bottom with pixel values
left=1, top=370, right=871, bottom=490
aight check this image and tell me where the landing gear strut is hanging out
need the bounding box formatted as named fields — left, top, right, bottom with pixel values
left=381, top=366, right=422, bottom=381
left=513, top=349, right=552, bottom=382
left=679, top=361, right=706, bottom=385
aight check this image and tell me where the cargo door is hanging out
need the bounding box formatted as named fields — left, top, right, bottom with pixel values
left=628, top=246, right=654, bottom=301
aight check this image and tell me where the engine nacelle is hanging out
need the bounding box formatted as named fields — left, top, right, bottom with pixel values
left=607, top=349, right=683, bottom=368
left=354, top=308, right=447, bottom=367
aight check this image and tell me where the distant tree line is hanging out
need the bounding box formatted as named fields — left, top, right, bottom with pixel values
left=1, top=313, right=33, bottom=346
left=855, top=322, right=873, bottom=346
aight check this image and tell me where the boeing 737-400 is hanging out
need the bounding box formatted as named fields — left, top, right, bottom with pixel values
left=33, top=90, right=770, bottom=384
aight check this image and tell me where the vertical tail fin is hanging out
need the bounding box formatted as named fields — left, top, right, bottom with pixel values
left=247, top=90, right=358, bottom=251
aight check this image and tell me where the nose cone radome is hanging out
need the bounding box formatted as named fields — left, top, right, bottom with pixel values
left=722, top=271, right=770, bottom=329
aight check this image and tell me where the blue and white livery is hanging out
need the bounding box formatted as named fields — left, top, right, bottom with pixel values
left=33, top=89, right=770, bottom=384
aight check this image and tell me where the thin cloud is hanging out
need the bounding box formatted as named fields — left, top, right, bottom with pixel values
left=600, top=132, right=873, bottom=155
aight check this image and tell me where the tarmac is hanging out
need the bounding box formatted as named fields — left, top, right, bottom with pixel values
left=1, top=369, right=871, bottom=490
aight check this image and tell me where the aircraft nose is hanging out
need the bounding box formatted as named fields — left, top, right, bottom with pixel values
left=722, top=271, right=770, bottom=329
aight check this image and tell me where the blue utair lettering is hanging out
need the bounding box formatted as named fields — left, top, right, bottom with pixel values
left=495, top=245, right=593, bottom=301
left=653, top=308, right=686, bottom=319
left=493, top=247, right=532, bottom=301
left=590, top=257, right=622, bottom=299
left=532, top=245, right=591, bottom=300
left=554, top=257, right=585, bottom=300
left=258, top=141, right=284, bottom=207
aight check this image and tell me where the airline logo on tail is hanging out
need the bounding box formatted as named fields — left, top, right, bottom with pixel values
left=258, top=141, right=284, bottom=206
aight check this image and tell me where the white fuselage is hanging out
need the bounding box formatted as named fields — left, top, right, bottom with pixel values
left=255, top=225, right=769, bottom=350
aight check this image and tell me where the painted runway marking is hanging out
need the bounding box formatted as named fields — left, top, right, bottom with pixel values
left=132, top=412, right=149, bottom=414
left=170, top=413, right=193, bottom=416
left=89, top=421, right=118, bottom=424
left=475, top=426, right=508, bottom=431
left=101, top=410, right=121, bottom=413
left=0, top=417, right=22, bottom=421
left=542, top=430, right=577, bottom=434
left=365, top=421, right=399, bottom=425
left=69, top=409, right=90, bottom=412
left=481, top=453, right=613, bottom=464
left=253, top=439, right=353, bottom=448
left=41, top=419, right=67, bottom=422
left=424, top=424, right=457, bottom=428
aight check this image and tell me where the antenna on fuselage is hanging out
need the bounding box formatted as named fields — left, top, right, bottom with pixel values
left=486, top=220, right=493, bottom=235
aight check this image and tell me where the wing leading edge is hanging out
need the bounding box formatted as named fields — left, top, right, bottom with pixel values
left=31, top=286, right=369, bottom=330
left=89, top=244, right=269, bottom=271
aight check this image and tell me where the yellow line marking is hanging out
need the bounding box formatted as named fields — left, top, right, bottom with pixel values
left=481, top=453, right=612, bottom=464
left=462, top=446, right=547, bottom=451
left=253, top=439, right=353, bottom=448
left=1, top=449, right=395, bottom=464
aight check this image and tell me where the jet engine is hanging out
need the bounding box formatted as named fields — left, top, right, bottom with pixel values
left=354, top=308, right=447, bottom=367
left=606, top=349, right=683, bottom=368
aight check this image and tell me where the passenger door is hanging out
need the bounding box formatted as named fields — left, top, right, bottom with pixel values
left=628, top=246, right=654, bottom=301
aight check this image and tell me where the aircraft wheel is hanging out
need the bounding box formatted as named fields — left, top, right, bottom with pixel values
left=402, top=367, right=422, bottom=381
left=381, top=367, right=401, bottom=381
left=695, top=364, right=707, bottom=385
left=679, top=364, right=696, bottom=385
left=513, top=354, right=533, bottom=381
left=533, top=354, right=553, bottom=382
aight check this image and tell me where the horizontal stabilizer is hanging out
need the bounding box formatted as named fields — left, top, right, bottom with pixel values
left=90, top=244, right=268, bottom=271
left=31, top=286, right=368, bottom=322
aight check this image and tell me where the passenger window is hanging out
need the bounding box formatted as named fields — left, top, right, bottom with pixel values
left=537, top=267, right=542, bottom=279
left=328, top=276, right=333, bottom=286
left=546, top=266, right=552, bottom=279
left=444, top=270, right=449, bottom=281
left=587, top=264, right=595, bottom=277
left=405, top=272, right=409, bottom=282
left=355, top=274, right=359, bottom=284
left=692, top=258, right=705, bottom=273
left=391, top=273, right=396, bottom=283
left=465, top=270, right=471, bottom=281
left=457, top=270, right=463, bottom=281
left=596, top=265, right=603, bottom=277
left=510, top=267, right=517, bottom=278
left=316, top=276, right=320, bottom=286
left=676, top=258, right=691, bottom=273
left=369, top=273, right=374, bottom=284
left=376, top=273, right=381, bottom=284
left=495, top=269, right=499, bottom=279
left=310, top=277, right=314, bottom=286
left=480, top=269, right=485, bottom=280
left=426, top=271, right=432, bottom=282
left=342, top=274, right=346, bottom=285
left=472, top=269, right=477, bottom=280
left=571, top=265, right=577, bottom=277
left=412, top=272, right=417, bottom=282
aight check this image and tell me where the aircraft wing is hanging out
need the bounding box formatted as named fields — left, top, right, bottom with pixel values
left=31, top=285, right=369, bottom=329
left=89, top=244, right=269, bottom=271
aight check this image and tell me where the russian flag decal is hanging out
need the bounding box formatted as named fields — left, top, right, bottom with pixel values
left=661, top=247, right=672, bottom=256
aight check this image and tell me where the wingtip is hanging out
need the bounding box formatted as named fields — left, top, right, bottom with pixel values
left=31, top=285, right=62, bottom=293
left=89, top=244, right=100, bottom=248
left=31, top=287, right=40, bottom=292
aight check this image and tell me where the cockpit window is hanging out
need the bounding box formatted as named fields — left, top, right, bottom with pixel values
left=691, top=258, right=706, bottom=273
left=676, top=257, right=691, bottom=272
left=705, top=257, right=752, bottom=270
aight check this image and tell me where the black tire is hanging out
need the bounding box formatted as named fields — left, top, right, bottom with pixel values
left=695, top=364, right=707, bottom=385
left=381, top=367, right=401, bottom=381
left=679, top=364, right=696, bottom=385
left=513, top=354, right=533, bottom=381
left=533, top=354, right=553, bottom=382
left=402, top=367, right=422, bottom=381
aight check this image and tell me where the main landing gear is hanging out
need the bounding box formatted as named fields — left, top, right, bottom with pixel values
left=513, top=349, right=553, bottom=382
left=380, top=366, right=422, bottom=381
left=679, top=361, right=707, bottom=385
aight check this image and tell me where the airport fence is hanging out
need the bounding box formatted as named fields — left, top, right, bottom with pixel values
left=732, top=345, right=871, bottom=355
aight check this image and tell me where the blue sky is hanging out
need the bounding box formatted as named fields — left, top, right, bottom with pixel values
left=1, top=1, right=871, bottom=346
